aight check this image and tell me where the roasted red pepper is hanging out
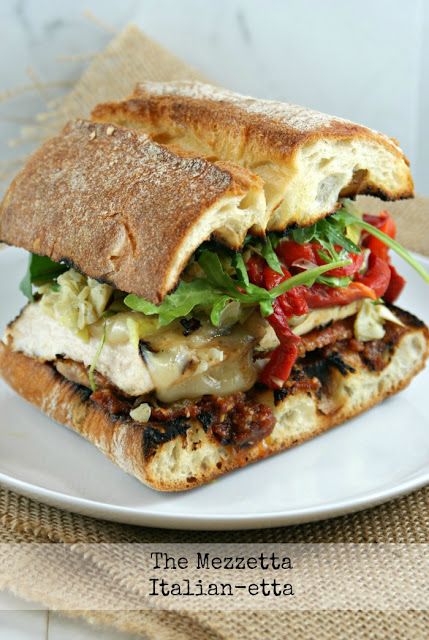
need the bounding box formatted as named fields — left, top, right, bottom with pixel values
left=324, top=251, right=364, bottom=277
left=246, top=254, right=266, bottom=287
left=355, top=253, right=391, bottom=298
left=259, top=343, right=299, bottom=389
left=363, top=210, right=396, bottom=261
left=285, top=285, right=309, bottom=316
left=363, top=210, right=396, bottom=233
left=277, top=239, right=363, bottom=278
left=384, top=264, right=406, bottom=303
left=263, top=264, right=290, bottom=290
left=250, top=208, right=406, bottom=390
left=362, top=210, right=406, bottom=300
left=263, top=265, right=309, bottom=317
left=302, top=281, right=375, bottom=309
left=276, top=240, right=317, bottom=267
left=268, top=300, right=302, bottom=341
left=260, top=300, right=301, bottom=389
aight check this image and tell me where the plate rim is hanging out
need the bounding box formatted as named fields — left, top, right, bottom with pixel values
left=0, top=249, right=428, bottom=530
left=0, top=467, right=427, bottom=530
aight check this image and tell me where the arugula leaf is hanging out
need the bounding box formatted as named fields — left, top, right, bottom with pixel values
left=290, top=225, right=316, bottom=245
left=19, top=253, right=68, bottom=301
left=290, top=213, right=361, bottom=259
left=123, top=295, right=159, bottom=316
left=259, top=298, right=275, bottom=317
left=338, top=206, right=429, bottom=285
left=319, top=217, right=361, bottom=254
left=198, top=250, right=272, bottom=305
left=19, top=261, right=33, bottom=301
left=316, top=248, right=334, bottom=264
left=318, top=275, right=352, bottom=288
left=242, top=234, right=283, bottom=274
left=233, top=253, right=250, bottom=286
left=198, top=251, right=238, bottom=294
left=25, top=198, right=427, bottom=338
left=260, top=235, right=283, bottom=274
left=124, top=235, right=350, bottom=327
left=124, top=252, right=349, bottom=325
left=125, top=279, right=226, bottom=326
left=198, top=249, right=277, bottom=318
left=286, top=202, right=429, bottom=286
left=22, top=223, right=352, bottom=330
left=270, top=260, right=351, bottom=297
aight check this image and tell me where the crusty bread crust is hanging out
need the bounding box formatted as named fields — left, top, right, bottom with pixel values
left=92, top=82, right=413, bottom=229
left=0, top=120, right=265, bottom=303
left=0, top=86, right=414, bottom=302
left=0, top=317, right=427, bottom=492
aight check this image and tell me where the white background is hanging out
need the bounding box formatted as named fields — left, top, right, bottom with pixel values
left=0, top=0, right=427, bottom=637
left=1, top=0, right=429, bottom=193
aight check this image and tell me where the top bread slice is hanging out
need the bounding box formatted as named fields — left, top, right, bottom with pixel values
left=92, top=81, right=413, bottom=229
left=0, top=120, right=265, bottom=302
left=0, top=84, right=414, bottom=302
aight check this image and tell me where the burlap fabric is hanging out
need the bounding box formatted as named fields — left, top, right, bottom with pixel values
left=0, top=25, right=428, bottom=639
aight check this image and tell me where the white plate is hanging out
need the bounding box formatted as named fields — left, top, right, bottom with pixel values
left=0, top=247, right=428, bottom=530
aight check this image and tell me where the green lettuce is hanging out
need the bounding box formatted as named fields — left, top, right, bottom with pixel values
left=290, top=213, right=361, bottom=259
left=124, top=249, right=349, bottom=325
left=25, top=201, right=428, bottom=332
left=125, top=279, right=233, bottom=327
left=124, top=202, right=429, bottom=326
left=251, top=234, right=283, bottom=274
left=20, top=254, right=68, bottom=301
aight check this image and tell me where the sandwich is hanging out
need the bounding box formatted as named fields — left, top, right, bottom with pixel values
left=0, top=82, right=428, bottom=491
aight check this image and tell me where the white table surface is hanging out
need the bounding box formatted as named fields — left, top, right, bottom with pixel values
left=1, top=0, right=428, bottom=637
left=0, top=592, right=139, bottom=640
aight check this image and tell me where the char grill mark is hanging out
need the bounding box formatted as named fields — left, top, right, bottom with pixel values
left=89, top=386, right=276, bottom=454
left=326, top=352, right=355, bottom=376
left=197, top=411, right=213, bottom=432
left=273, top=388, right=289, bottom=406
left=143, top=419, right=191, bottom=458
left=63, top=314, right=416, bottom=457
left=387, top=304, right=425, bottom=329
left=145, top=394, right=276, bottom=451
left=180, top=317, right=201, bottom=336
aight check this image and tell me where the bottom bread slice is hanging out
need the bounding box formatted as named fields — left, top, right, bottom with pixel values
left=0, top=313, right=428, bottom=491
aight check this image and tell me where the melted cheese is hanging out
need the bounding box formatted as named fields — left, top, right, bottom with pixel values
left=7, top=299, right=367, bottom=402
left=249, top=301, right=365, bottom=353
left=6, top=303, right=258, bottom=400
left=143, top=326, right=257, bottom=402
left=289, top=300, right=363, bottom=336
